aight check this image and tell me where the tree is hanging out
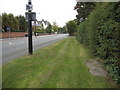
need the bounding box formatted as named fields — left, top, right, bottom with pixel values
left=0, top=15, right=2, bottom=31
left=8, top=14, right=18, bottom=32
left=2, top=13, right=17, bottom=32
left=2, top=13, right=27, bottom=32
left=45, top=23, right=52, bottom=34
left=74, top=2, right=95, bottom=24
left=2, top=13, right=9, bottom=32
left=66, top=20, right=77, bottom=36
left=62, top=26, right=68, bottom=33
left=52, top=21, right=59, bottom=32
left=16, top=15, right=27, bottom=32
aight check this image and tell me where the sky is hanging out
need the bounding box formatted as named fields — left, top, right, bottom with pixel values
left=0, top=0, right=77, bottom=27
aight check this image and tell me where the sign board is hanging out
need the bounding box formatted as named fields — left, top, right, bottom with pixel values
left=26, top=4, right=33, bottom=11
left=6, top=28, right=10, bottom=30
left=25, top=12, right=36, bottom=21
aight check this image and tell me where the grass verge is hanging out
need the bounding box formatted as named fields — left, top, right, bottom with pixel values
left=2, top=37, right=117, bottom=88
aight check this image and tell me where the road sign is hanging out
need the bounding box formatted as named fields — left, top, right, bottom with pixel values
left=6, top=28, right=10, bottom=30
left=26, top=4, right=33, bottom=11
left=25, top=12, right=36, bottom=21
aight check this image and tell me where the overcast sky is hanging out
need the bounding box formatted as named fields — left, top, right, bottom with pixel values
left=0, top=0, right=77, bottom=27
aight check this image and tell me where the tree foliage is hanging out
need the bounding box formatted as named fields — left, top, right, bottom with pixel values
left=61, top=26, right=68, bottom=33
left=66, top=20, right=77, bottom=36
left=2, top=13, right=27, bottom=32
left=16, top=15, right=27, bottom=32
left=45, top=23, right=52, bottom=34
left=57, top=26, right=68, bottom=34
left=52, top=21, right=59, bottom=32
left=74, top=2, right=95, bottom=24
left=0, top=14, right=2, bottom=31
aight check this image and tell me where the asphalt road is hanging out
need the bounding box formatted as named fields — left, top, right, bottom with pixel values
left=1, top=34, right=68, bottom=64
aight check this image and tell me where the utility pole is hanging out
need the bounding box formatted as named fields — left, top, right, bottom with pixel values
left=26, top=0, right=36, bottom=55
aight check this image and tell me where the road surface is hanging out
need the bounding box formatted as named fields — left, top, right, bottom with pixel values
left=1, top=34, right=68, bottom=64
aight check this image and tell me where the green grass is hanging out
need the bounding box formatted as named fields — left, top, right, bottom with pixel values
left=3, top=37, right=116, bottom=88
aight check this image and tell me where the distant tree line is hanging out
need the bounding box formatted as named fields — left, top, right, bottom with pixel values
left=1, top=13, right=68, bottom=34
left=75, top=2, right=120, bottom=84
left=2, top=13, right=27, bottom=32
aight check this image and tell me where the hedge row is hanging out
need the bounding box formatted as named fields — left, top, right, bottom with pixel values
left=76, top=2, right=120, bottom=84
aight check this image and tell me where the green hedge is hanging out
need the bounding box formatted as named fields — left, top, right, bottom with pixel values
left=76, top=2, right=120, bottom=84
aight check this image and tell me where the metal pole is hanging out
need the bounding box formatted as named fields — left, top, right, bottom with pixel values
left=28, top=17, right=33, bottom=54
left=28, top=1, right=33, bottom=55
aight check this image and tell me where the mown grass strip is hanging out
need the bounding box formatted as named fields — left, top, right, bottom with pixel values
left=2, top=37, right=116, bottom=88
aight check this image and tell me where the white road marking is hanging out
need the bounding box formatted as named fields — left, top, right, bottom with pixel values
left=9, top=42, right=13, bottom=45
left=20, top=41, right=24, bottom=43
left=9, top=41, right=24, bottom=46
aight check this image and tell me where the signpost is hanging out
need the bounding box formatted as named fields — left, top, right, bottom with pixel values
left=25, top=0, right=36, bottom=55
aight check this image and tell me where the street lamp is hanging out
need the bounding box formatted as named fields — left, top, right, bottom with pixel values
left=25, top=0, right=36, bottom=55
